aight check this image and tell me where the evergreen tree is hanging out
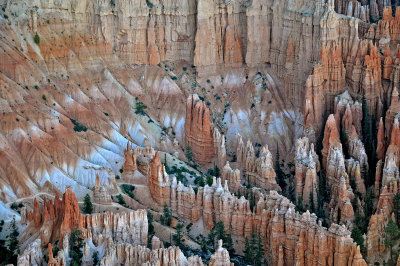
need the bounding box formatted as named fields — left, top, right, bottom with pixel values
left=249, top=233, right=258, bottom=265
left=255, top=234, right=264, bottom=266
left=172, top=223, right=185, bottom=247
left=83, top=194, right=93, bottom=214
left=351, top=226, right=365, bottom=251
left=147, top=211, right=155, bottom=246
left=6, top=216, right=19, bottom=264
left=384, top=219, right=400, bottom=262
left=361, top=91, right=376, bottom=187
left=34, top=33, right=40, bottom=44
left=244, top=237, right=253, bottom=264
left=296, top=196, right=304, bottom=213
left=206, top=174, right=213, bottom=186
left=207, top=221, right=234, bottom=255
left=200, top=237, right=208, bottom=252
left=275, top=148, right=286, bottom=191
left=393, top=193, right=400, bottom=227
left=92, top=250, right=99, bottom=266
left=185, top=145, right=193, bottom=161
left=69, top=230, right=83, bottom=266
left=160, top=204, right=172, bottom=226
left=249, top=189, right=255, bottom=212
left=319, top=170, right=327, bottom=201
left=213, top=163, right=220, bottom=177
left=310, top=191, right=315, bottom=213
left=364, top=188, right=374, bottom=218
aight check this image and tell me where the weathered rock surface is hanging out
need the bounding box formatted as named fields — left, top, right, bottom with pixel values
left=148, top=153, right=366, bottom=265
left=25, top=187, right=148, bottom=249
left=236, top=134, right=280, bottom=192
left=184, top=94, right=217, bottom=166
left=93, top=174, right=112, bottom=205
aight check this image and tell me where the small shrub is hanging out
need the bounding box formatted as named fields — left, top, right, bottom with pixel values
left=115, top=175, right=120, bottom=180
left=146, top=0, right=154, bottom=8
left=206, top=79, right=211, bottom=83
left=10, top=202, right=18, bottom=210
left=121, top=184, right=135, bottom=199
left=42, top=95, right=47, bottom=101
left=183, top=67, right=187, bottom=71
left=135, top=101, right=147, bottom=115
left=34, top=33, right=40, bottom=44
left=34, top=85, right=39, bottom=90
left=171, top=76, right=178, bottom=80
left=116, top=194, right=126, bottom=205
left=104, top=112, right=109, bottom=116
left=70, top=118, right=87, bottom=132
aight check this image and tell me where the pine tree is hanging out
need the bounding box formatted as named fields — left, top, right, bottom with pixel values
left=249, top=189, right=255, bottom=212
left=172, top=223, right=185, bottom=247
left=249, top=233, right=258, bottom=265
left=393, top=193, right=400, bottom=227
left=160, top=204, right=172, bottom=226
left=364, top=188, right=374, bottom=218
left=185, top=145, right=193, bottom=161
left=275, top=148, right=286, bottom=191
left=244, top=237, right=253, bottom=264
left=255, top=234, right=264, bottom=266
left=6, top=216, right=19, bottom=264
left=296, top=196, right=304, bottom=213
left=361, top=91, right=376, bottom=187
left=207, top=221, right=234, bottom=255
left=310, top=191, right=315, bottom=213
left=213, top=163, right=220, bottom=177
left=92, top=250, right=99, bottom=266
left=83, top=194, right=93, bottom=214
left=384, top=219, right=400, bottom=262
left=319, top=170, right=327, bottom=201
left=147, top=211, right=155, bottom=246
left=34, top=33, right=40, bottom=44
left=69, top=230, right=83, bottom=266
left=206, top=174, right=213, bottom=186
left=351, top=226, right=365, bottom=251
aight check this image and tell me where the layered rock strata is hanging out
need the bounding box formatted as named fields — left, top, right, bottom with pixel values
left=222, top=162, right=241, bottom=193
left=123, top=143, right=155, bottom=175
left=147, top=153, right=367, bottom=265
left=93, top=174, right=112, bottom=205
left=26, top=187, right=148, bottom=248
left=236, top=135, right=280, bottom=192
left=294, top=137, right=319, bottom=207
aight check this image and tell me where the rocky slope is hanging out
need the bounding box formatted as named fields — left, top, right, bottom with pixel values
left=2, top=0, right=400, bottom=265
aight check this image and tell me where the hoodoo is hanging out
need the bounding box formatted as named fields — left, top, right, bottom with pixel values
left=1, top=0, right=399, bottom=265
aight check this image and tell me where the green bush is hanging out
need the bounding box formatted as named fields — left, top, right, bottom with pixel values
left=116, top=194, right=126, bottom=206
left=70, top=118, right=87, bottom=132
left=146, top=0, right=154, bottom=8
left=83, top=194, right=93, bottom=214
left=121, top=184, right=135, bottom=199
left=34, top=33, right=40, bottom=44
left=135, top=101, right=147, bottom=115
